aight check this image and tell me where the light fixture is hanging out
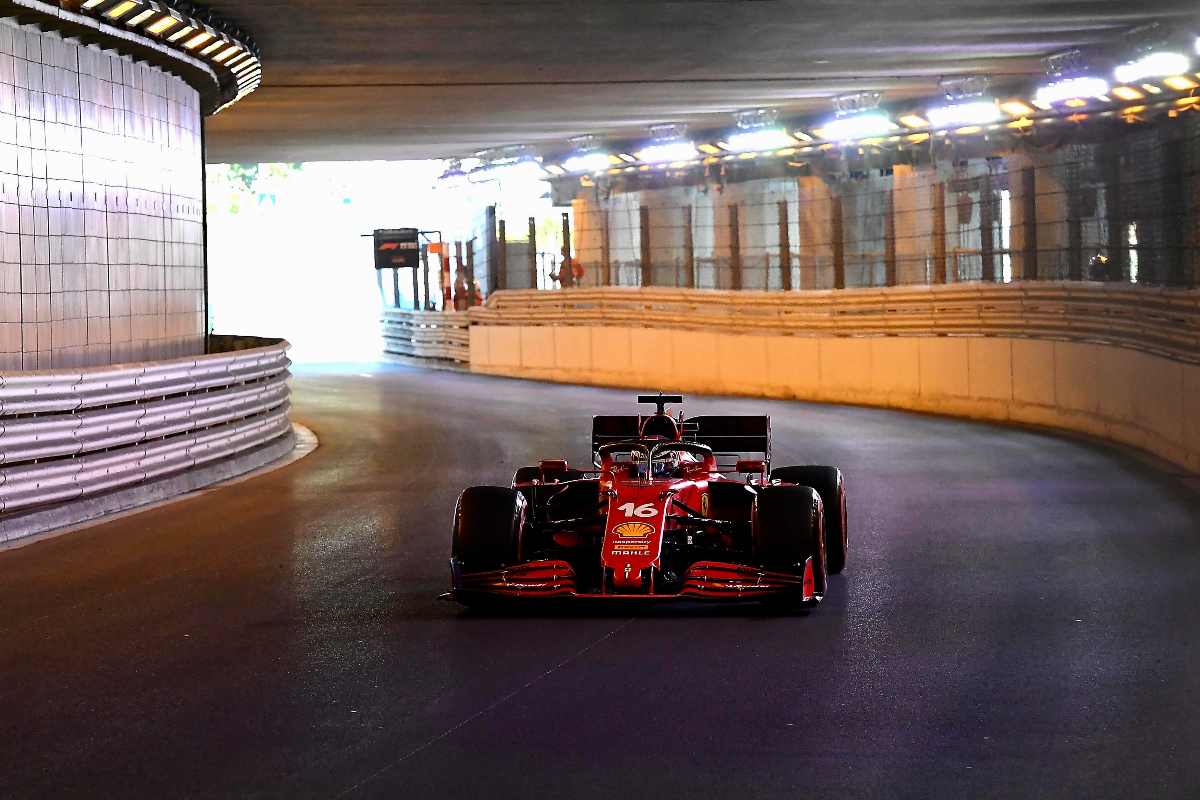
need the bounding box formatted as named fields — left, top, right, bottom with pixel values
left=1034, top=76, right=1110, bottom=106
left=199, top=39, right=227, bottom=56
left=167, top=25, right=195, bottom=42
left=182, top=30, right=214, bottom=50
left=817, top=112, right=895, bottom=142
left=103, top=1, right=140, bottom=20
left=81, top=0, right=106, bottom=9
left=1000, top=100, right=1035, bottom=117
left=815, top=91, right=895, bottom=142
left=723, top=108, right=796, bottom=152
left=126, top=8, right=156, bottom=26
left=617, top=153, right=637, bottom=163
left=697, top=143, right=722, bottom=155
left=926, top=99, right=1000, bottom=128
left=791, top=130, right=814, bottom=142
left=469, top=152, right=549, bottom=184
left=898, top=114, right=929, bottom=129
left=1114, top=52, right=1191, bottom=85
left=145, top=14, right=180, bottom=35
left=212, top=46, right=241, bottom=64
left=1141, top=83, right=1162, bottom=94
left=1111, top=86, right=1144, bottom=101
left=544, top=164, right=566, bottom=176
left=1163, top=74, right=1199, bottom=91
left=563, top=152, right=611, bottom=173
left=636, top=140, right=699, bottom=163
left=635, top=123, right=698, bottom=163
left=725, top=128, right=796, bottom=152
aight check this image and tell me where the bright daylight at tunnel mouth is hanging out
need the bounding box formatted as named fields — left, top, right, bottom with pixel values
left=2, top=1, right=1200, bottom=798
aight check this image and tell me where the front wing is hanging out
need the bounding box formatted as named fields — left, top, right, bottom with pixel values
left=448, top=558, right=817, bottom=602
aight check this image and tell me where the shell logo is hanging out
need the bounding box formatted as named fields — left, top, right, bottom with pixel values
left=613, top=521, right=654, bottom=538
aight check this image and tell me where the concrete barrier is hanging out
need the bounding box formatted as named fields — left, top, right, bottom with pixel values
left=465, top=285, right=1200, bottom=473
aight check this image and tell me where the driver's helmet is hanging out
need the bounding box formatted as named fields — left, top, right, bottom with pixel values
left=652, top=449, right=683, bottom=479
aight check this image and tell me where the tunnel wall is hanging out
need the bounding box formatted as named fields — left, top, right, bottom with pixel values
left=466, top=287, right=1200, bottom=473
left=0, top=21, right=205, bottom=371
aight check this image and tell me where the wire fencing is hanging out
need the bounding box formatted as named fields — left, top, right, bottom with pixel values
left=388, top=121, right=1200, bottom=311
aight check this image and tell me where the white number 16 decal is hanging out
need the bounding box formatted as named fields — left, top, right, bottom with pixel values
left=618, top=502, right=658, bottom=518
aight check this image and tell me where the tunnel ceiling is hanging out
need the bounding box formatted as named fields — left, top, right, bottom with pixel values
left=201, top=0, right=1199, bottom=163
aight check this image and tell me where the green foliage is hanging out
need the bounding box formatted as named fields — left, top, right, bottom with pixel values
left=210, top=162, right=305, bottom=215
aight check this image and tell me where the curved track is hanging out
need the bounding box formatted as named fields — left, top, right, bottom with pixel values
left=2, top=365, right=1199, bottom=798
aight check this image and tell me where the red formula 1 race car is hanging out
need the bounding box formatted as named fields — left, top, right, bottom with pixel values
left=447, top=395, right=847, bottom=607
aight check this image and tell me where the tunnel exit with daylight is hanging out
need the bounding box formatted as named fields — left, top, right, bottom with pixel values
left=1, top=2, right=1198, bottom=798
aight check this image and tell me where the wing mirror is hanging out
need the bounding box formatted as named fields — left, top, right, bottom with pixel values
left=539, top=459, right=569, bottom=481
left=736, top=459, right=765, bottom=475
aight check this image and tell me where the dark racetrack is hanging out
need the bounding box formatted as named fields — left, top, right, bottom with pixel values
left=2, top=364, right=1199, bottom=799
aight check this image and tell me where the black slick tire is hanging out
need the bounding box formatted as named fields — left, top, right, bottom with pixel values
left=770, top=465, right=847, bottom=574
left=452, top=486, right=526, bottom=571
left=752, top=485, right=827, bottom=597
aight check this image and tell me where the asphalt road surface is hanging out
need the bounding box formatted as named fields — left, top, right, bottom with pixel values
left=3, top=364, right=1199, bottom=799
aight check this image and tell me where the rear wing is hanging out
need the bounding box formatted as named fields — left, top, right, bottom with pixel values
left=591, top=414, right=771, bottom=471
left=684, top=415, right=772, bottom=472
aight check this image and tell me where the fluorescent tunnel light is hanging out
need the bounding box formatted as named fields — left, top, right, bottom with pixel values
left=818, top=113, right=895, bottom=142
left=563, top=152, right=612, bottom=173
left=636, top=141, right=699, bottom=163
left=724, top=128, right=795, bottom=152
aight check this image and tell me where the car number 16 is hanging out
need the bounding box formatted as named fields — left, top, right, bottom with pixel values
left=618, top=502, right=658, bottom=518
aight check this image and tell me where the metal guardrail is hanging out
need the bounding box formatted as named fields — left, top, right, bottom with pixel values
left=468, top=283, right=1200, bottom=365
left=382, top=310, right=470, bottom=362
left=0, top=341, right=293, bottom=515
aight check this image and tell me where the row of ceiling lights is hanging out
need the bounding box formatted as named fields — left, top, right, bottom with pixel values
left=454, top=30, right=1200, bottom=184
left=69, top=0, right=260, bottom=111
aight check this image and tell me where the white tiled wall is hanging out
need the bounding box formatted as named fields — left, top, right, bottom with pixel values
left=0, top=21, right=204, bottom=371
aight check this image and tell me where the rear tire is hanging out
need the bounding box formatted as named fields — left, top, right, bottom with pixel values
left=752, top=485, right=826, bottom=596
left=771, top=466, right=847, bottom=574
left=452, top=486, right=526, bottom=571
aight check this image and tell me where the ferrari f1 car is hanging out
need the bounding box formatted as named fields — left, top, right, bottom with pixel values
left=447, top=395, right=847, bottom=606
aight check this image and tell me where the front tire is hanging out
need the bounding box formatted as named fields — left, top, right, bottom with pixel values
left=452, top=486, right=526, bottom=572
left=752, top=485, right=826, bottom=597
left=771, top=466, right=847, bottom=574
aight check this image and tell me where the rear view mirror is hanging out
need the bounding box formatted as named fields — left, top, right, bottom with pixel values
left=736, top=459, right=765, bottom=474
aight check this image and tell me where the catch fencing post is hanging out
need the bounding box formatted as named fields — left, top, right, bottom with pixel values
left=560, top=212, right=574, bottom=288
left=683, top=206, right=695, bottom=288
left=884, top=190, right=897, bottom=287
left=1022, top=168, right=1038, bottom=280
left=528, top=217, right=538, bottom=290
left=466, top=240, right=477, bottom=305
left=497, top=219, right=507, bottom=290
left=730, top=204, right=742, bottom=290
left=980, top=173, right=996, bottom=283
left=640, top=205, right=652, bottom=287
left=932, top=183, right=947, bottom=284
left=778, top=200, right=792, bottom=291
left=420, top=244, right=431, bottom=310
left=601, top=210, right=612, bottom=286
left=832, top=195, right=845, bottom=290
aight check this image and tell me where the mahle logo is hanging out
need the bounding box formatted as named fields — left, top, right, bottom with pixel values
left=613, top=521, right=654, bottom=539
